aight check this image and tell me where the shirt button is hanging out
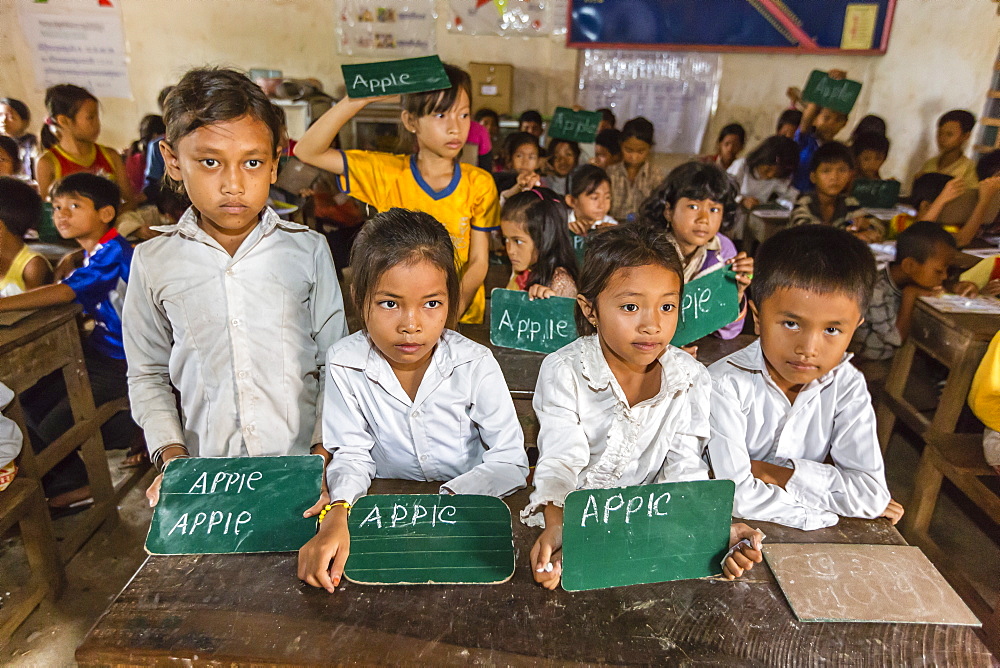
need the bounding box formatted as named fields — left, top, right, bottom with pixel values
left=420, top=455, right=428, bottom=461
left=231, top=319, right=240, bottom=327
left=411, top=410, right=420, bottom=418
left=238, top=371, right=248, bottom=378
left=226, top=268, right=234, bottom=276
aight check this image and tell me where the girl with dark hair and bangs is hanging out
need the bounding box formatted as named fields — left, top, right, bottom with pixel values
left=640, top=161, right=753, bottom=340
left=295, top=63, right=499, bottom=326
left=297, top=208, right=528, bottom=593
left=500, top=187, right=578, bottom=299
left=0, top=98, right=38, bottom=178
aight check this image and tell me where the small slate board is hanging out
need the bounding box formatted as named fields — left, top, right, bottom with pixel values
left=851, top=178, right=901, bottom=209
left=547, top=107, right=602, bottom=144
left=490, top=288, right=578, bottom=354
left=345, top=494, right=514, bottom=585
left=571, top=232, right=587, bottom=266
left=670, top=266, right=739, bottom=348
left=342, top=55, right=450, bottom=99
left=145, top=455, right=323, bottom=555
left=765, top=543, right=981, bottom=626
left=562, top=480, right=734, bottom=592
left=801, top=70, right=863, bottom=115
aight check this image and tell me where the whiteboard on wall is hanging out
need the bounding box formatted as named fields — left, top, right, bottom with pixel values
left=576, top=49, right=720, bottom=155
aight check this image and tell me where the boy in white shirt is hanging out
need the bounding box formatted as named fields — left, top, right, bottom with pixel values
left=123, top=68, right=347, bottom=505
left=707, top=225, right=903, bottom=530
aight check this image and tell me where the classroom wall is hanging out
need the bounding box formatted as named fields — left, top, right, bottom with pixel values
left=1, top=0, right=997, bottom=184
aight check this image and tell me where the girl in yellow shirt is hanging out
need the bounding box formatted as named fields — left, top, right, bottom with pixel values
left=295, top=65, right=496, bottom=324
left=0, top=178, right=53, bottom=297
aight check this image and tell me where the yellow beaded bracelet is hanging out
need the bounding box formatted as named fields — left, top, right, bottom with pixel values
left=318, top=501, right=351, bottom=524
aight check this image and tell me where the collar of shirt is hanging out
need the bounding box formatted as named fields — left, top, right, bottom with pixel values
left=331, top=329, right=487, bottom=405
left=152, top=206, right=308, bottom=252
left=882, top=264, right=902, bottom=296
left=577, top=334, right=696, bottom=410
left=723, top=339, right=853, bottom=405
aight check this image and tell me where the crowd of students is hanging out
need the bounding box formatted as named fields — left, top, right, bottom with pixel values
left=0, top=61, right=998, bottom=590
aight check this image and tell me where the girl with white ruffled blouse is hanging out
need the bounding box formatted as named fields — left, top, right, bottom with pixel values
left=521, top=224, right=764, bottom=590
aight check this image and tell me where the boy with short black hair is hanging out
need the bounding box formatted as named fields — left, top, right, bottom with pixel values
left=776, top=108, right=802, bottom=139
left=790, top=142, right=873, bottom=236
left=0, top=172, right=137, bottom=509
left=792, top=69, right=851, bottom=192
left=707, top=225, right=901, bottom=530
left=916, top=110, right=978, bottom=189
left=519, top=110, right=544, bottom=138
left=852, top=221, right=957, bottom=362
left=851, top=131, right=890, bottom=181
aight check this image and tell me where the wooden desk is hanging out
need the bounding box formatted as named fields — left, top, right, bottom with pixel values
left=76, top=480, right=991, bottom=666
left=0, top=304, right=124, bottom=560
left=875, top=300, right=1000, bottom=451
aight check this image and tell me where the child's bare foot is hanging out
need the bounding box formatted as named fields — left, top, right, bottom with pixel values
left=48, top=485, right=92, bottom=509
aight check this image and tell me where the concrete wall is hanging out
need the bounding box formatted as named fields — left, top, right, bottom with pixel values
left=1, top=0, right=997, bottom=182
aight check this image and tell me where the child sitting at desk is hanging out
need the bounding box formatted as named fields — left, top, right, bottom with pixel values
left=297, top=209, right=528, bottom=593
left=851, top=132, right=890, bottom=181
left=707, top=225, right=902, bottom=531
left=123, top=68, right=347, bottom=506
left=726, top=135, right=799, bottom=243
left=0, top=177, right=52, bottom=297
left=0, top=173, right=137, bottom=511
left=608, top=117, right=664, bottom=223
left=501, top=187, right=579, bottom=299
left=790, top=142, right=880, bottom=240
left=565, top=164, right=616, bottom=236
left=853, top=222, right=962, bottom=363
left=915, top=110, right=978, bottom=190
left=524, top=224, right=764, bottom=589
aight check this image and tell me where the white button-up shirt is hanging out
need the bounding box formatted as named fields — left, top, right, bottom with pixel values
left=0, top=382, right=22, bottom=469
left=706, top=340, right=891, bottom=530
left=123, top=207, right=347, bottom=458
left=323, top=329, right=528, bottom=504
left=523, top=335, right=711, bottom=527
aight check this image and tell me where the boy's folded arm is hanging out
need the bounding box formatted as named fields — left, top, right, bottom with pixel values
left=707, top=380, right=838, bottom=530
left=121, top=258, right=186, bottom=452
left=309, top=240, right=349, bottom=445
left=322, top=361, right=379, bottom=506
left=445, top=356, right=528, bottom=498
left=783, top=382, right=891, bottom=519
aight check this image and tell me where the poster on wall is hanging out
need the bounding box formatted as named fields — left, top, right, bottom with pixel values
left=447, top=0, right=563, bottom=36
left=337, top=0, right=437, bottom=57
left=576, top=49, right=720, bottom=155
left=17, top=0, right=132, bottom=99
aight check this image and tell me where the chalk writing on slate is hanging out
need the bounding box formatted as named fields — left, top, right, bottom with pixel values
left=571, top=233, right=587, bottom=266
left=345, top=494, right=515, bottom=585
left=851, top=178, right=901, bottom=209
left=342, top=55, right=450, bottom=99
left=670, top=266, right=739, bottom=348
left=801, top=70, right=862, bottom=115
left=547, top=107, right=602, bottom=144
left=145, top=455, right=323, bottom=555
left=561, top=479, right=735, bottom=591
left=490, top=288, right=578, bottom=354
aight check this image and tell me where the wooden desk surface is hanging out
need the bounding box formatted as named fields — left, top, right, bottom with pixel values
left=76, top=480, right=990, bottom=667
left=915, top=299, right=1000, bottom=343
left=0, top=303, right=81, bottom=354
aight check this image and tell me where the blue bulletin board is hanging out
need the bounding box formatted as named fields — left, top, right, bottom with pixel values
left=568, top=0, right=897, bottom=55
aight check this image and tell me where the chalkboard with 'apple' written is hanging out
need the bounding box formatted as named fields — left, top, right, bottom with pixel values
left=490, top=288, right=578, bottom=354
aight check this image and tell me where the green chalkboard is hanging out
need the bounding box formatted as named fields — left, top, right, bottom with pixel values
left=490, top=288, right=578, bottom=354
left=801, top=70, right=862, bottom=115
left=851, top=178, right=901, bottom=209
left=345, top=494, right=514, bottom=585
left=561, top=480, right=735, bottom=592
left=571, top=233, right=587, bottom=266
left=670, top=266, right=739, bottom=348
left=145, top=455, right=323, bottom=555
left=548, top=107, right=602, bottom=144
left=342, top=56, right=450, bottom=99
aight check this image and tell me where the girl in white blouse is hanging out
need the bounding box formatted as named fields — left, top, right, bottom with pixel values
left=522, top=224, right=763, bottom=589
left=298, top=208, right=529, bottom=593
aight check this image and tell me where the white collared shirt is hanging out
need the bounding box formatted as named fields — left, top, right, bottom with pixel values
left=0, top=383, right=21, bottom=469
left=323, top=329, right=529, bottom=503
left=522, top=335, right=710, bottom=527
left=706, top=340, right=890, bottom=530
left=123, top=207, right=347, bottom=458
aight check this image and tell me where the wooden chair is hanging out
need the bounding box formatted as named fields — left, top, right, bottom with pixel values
left=901, top=429, right=999, bottom=654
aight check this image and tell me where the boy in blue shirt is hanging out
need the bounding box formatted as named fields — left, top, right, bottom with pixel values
left=0, top=173, right=137, bottom=512
left=793, top=69, right=850, bottom=193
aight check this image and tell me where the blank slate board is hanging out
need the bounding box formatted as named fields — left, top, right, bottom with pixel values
left=342, top=55, right=449, bottom=99
left=561, top=480, right=734, bottom=592
left=765, top=543, right=980, bottom=626
left=345, top=494, right=515, bottom=585
left=145, top=455, right=323, bottom=555
left=670, top=266, right=739, bottom=348
left=490, top=288, right=578, bottom=354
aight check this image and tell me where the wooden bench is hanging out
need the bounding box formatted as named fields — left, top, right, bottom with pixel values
left=901, top=428, right=1000, bottom=655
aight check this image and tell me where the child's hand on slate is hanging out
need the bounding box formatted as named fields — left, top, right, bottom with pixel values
left=146, top=474, right=163, bottom=507
left=568, top=217, right=590, bottom=237
left=723, top=523, right=764, bottom=580
left=880, top=499, right=905, bottom=525
left=527, top=284, right=557, bottom=300
left=726, top=252, right=754, bottom=303
left=298, top=506, right=351, bottom=593
left=303, top=489, right=332, bottom=518
left=531, top=504, right=565, bottom=590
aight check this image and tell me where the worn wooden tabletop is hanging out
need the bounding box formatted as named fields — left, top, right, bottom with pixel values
left=76, top=480, right=991, bottom=667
